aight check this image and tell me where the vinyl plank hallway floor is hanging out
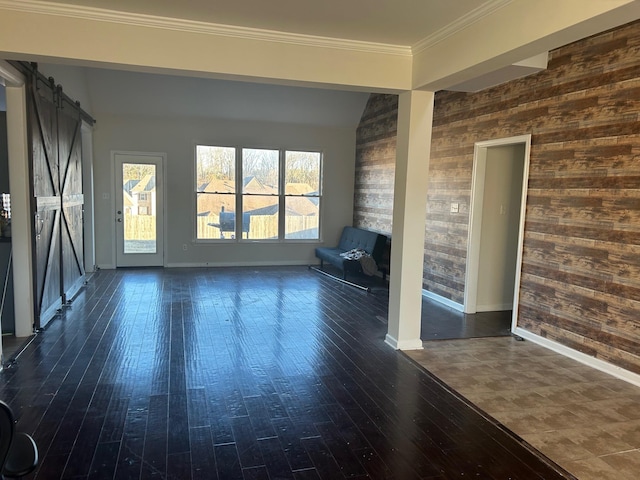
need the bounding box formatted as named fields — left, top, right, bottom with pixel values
left=0, top=267, right=573, bottom=479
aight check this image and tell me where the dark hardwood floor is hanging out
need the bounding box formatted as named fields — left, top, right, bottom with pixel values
left=314, top=265, right=513, bottom=342
left=0, top=267, right=574, bottom=479
left=420, top=298, right=513, bottom=341
left=1, top=333, right=35, bottom=362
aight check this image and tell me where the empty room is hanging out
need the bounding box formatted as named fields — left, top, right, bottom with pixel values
left=0, top=1, right=639, bottom=479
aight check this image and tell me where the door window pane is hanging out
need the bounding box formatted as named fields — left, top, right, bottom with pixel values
left=122, top=162, right=156, bottom=253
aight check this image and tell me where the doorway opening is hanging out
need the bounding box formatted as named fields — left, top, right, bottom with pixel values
left=464, top=135, right=531, bottom=333
left=0, top=62, right=35, bottom=365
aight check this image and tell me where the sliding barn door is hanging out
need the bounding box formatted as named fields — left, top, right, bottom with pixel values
left=58, top=103, right=85, bottom=302
left=27, top=75, right=87, bottom=329
left=28, top=78, right=63, bottom=328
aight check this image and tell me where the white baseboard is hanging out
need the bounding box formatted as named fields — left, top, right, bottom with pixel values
left=422, top=289, right=464, bottom=312
left=513, top=327, right=640, bottom=388
left=385, top=334, right=424, bottom=351
left=165, top=260, right=312, bottom=268
left=477, top=303, right=512, bottom=312
left=96, top=263, right=116, bottom=270
left=104, top=261, right=388, bottom=271
left=98, top=261, right=312, bottom=269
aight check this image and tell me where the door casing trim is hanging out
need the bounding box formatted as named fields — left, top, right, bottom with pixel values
left=464, top=134, right=531, bottom=335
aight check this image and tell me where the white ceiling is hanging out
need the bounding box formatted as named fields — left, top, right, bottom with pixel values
left=21, top=0, right=560, bottom=95
left=31, top=0, right=630, bottom=126
left=35, top=0, right=499, bottom=47
left=31, top=0, right=541, bottom=126
left=26, top=0, right=496, bottom=127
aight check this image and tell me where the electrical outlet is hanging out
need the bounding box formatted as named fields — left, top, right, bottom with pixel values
left=182, top=244, right=188, bottom=251
left=450, top=202, right=459, bottom=213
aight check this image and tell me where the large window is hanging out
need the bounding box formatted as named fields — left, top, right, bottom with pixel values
left=196, top=146, right=321, bottom=241
left=196, top=146, right=236, bottom=239
left=285, top=151, right=321, bottom=239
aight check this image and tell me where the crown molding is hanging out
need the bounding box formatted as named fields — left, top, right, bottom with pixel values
left=412, top=0, right=514, bottom=55
left=0, top=0, right=412, bottom=57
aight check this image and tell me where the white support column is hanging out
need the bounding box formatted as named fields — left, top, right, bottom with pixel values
left=385, top=90, right=435, bottom=350
left=3, top=67, right=35, bottom=338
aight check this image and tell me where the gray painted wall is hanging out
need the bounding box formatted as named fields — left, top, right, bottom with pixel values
left=93, top=113, right=358, bottom=268
left=33, top=64, right=368, bottom=268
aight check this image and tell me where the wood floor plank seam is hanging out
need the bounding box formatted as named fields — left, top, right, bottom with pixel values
left=0, top=267, right=575, bottom=479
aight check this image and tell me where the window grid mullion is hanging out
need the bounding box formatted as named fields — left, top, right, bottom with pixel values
left=236, top=147, right=242, bottom=240
left=279, top=149, right=285, bottom=239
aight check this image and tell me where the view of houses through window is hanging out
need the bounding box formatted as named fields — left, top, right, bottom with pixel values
left=196, top=146, right=321, bottom=240
left=122, top=163, right=157, bottom=253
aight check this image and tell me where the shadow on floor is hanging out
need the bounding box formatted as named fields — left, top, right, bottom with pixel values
left=309, top=264, right=390, bottom=293
left=421, top=296, right=512, bottom=341
left=309, top=265, right=513, bottom=341
left=2, top=334, right=35, bottom=364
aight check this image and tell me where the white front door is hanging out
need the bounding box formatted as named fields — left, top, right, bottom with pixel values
left=114, top=152, right=165, bottom=267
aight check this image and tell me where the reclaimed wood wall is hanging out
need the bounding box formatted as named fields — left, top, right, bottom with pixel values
left=353, top=94, right=398, bottom=236
left=353, top=20, right=640, bottom=374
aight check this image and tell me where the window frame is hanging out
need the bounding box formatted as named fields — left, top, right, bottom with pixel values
left=195, top=145, right=323, bottom=243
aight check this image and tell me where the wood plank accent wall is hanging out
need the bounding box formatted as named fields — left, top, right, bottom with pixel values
left=353, top=93, right=398, bottom=235
left=428, top=20, right=640, bottom=373
left=353, top=20, right=640, bottom=374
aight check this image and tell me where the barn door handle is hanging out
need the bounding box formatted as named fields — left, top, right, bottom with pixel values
left=35, top=213, right=44, bottom=239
